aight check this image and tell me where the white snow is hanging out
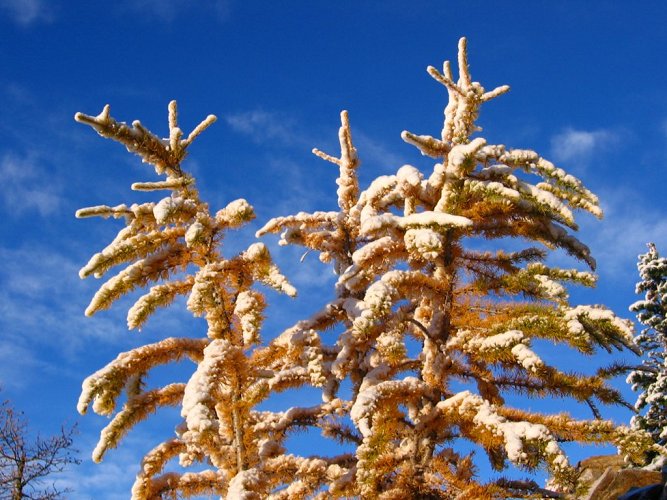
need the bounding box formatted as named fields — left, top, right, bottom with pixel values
left=216, top=198, right=255, bottom=227
left=534, top=274, right=567, bottom=301
left=234, top=290, right=264, bottom=346
left=351, top=237, right=398, bottom=266
left=181, top=339, right=237, bottom=435
left=435, top=391, right=567, bottom=469
left=404, top=228, right=443, bottom=260
left=396, top=164, right=422, bottom=192
left=400, top=211, right=473, bottom=229
left=152, top=196, right=197, bottom=225
left=564, top=305, right=635, bottom=344
left=153, top=197, right=177, bottom=224
left=228, top=469, right=261, bottom=499
left=447, top=137, right=486, bottom=173
left=511, top=343, right=543, bottom=373
left=351, top=374, right=424, bottom=437
left=479, top=330, right=525, bottom=350
left=360, top=210, right=472, bottom=236
left=185, top=222, right=205, bottom=246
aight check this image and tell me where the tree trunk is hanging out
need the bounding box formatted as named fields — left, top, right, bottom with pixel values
left=12, top=453, right=25, bottom=500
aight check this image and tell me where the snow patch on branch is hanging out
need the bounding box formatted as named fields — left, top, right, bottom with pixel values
left=360, top=210, right=472, bottom=236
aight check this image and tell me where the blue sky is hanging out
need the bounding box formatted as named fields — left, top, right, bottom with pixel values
left=1, top=1, right=666, bottom=497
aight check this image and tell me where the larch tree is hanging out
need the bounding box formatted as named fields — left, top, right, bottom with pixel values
left=74, top=104, right=342, bottom=498
left=628, top=243, right=667, bottom=461
left=75, top=39, right=660, bottom=498
left=258, top=38, right=658, bottom=498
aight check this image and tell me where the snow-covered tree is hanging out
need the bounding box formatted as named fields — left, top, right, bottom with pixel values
left=76, top=39, right=660, bottom=498
left=258, top=38, right=656, bottom=497
left=628, top=243, right=667, bottom=454
left=75, top=104, right=342, bottom=498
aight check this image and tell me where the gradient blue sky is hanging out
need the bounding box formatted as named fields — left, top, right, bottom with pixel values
left=1, top=1, right=666, bottom=498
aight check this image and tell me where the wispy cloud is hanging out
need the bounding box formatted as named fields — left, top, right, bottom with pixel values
left=353, top=128, right=404, bottom=174
left=223, top=109, right=406, bottom=296
left=550, top=127, right=618, bottom=167
left=224, top=110, right=302, bottom=147
left=0, top=246, right=102, bottom=350
left=0, top=241, right=204, bottom=390
left=580, top=187, right=667, bottom=281
left=224, top=109, right=405, bottom=170
left=271, top=243, right=338, bottom=291
left=0, top=342, right=43, bottom=389
left=0, top=246, right=124, bottom=369
left=262, top=156, right=330, bottom=211
left=0, top=0, right=52, bottom=26
left=0, top=153, right=63, bottom=217
left=120, top=0, right=230, bottom=23
left=57, top=431, right=157, bottom=499
left=221, top=110, right=336, bottom=214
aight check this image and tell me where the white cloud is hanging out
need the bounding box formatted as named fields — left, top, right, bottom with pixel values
left=56, top=432, right=155, bottom=499
left=224, top=110, right=300, bottom=147
left=0, top=342, right=42, bottom=388
left=580, top=187, right=667, bottom=281
left=0, top=246, right=122, bottom=358
left=0, top=244, right=105, bottom=387
left=224, top=109, right=404, bottom=172
left=0, top=0, right=52, bottom=26
left=351, top=128, right=404, bottom=173
left=0, top=153, right=63, bottom=217
left=270, top=243, right=338, bottom=291
left=223, top=110, right=406, bottom=295
left=0, top=241, right=207, bottom=399
left=120, top=0, right=230, bottom=23
left=263, top=156, right=329, bottom=210
left=550, top=127, right=618, bottom=165
left=224, top=110, right=403, bottom=170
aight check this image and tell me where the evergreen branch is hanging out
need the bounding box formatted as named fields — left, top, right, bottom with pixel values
left=93, top=383, right=185, bottom=463
left=77, top=337, right=207, bottom=416
left=494, top=478, right=563, bottom=499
